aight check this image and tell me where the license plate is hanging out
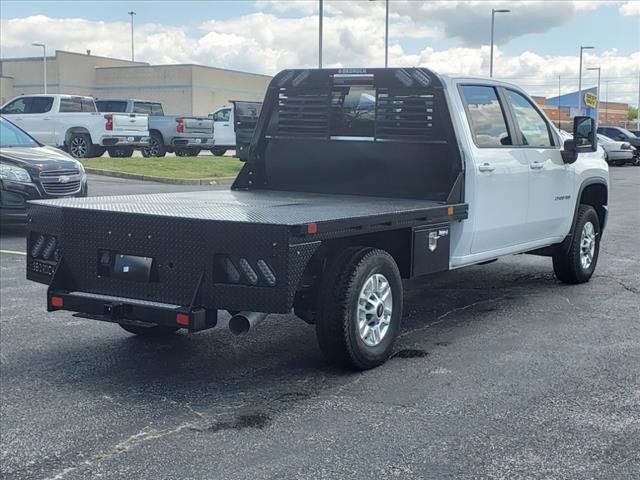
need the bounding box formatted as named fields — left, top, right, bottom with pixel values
left=127, top=136, right=134, bottom=142
left=112, top=254, right=153, bottom=282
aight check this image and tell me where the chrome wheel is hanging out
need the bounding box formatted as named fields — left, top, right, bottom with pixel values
left=580, top=221, right=596, bottom=269
left=70, top=136, right=88, bottom=158
left=357, top=273, right=392, bottom=347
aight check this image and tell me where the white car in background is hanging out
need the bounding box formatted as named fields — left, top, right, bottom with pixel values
left=597, top=133, right=639, bottom=166
left=1, top=94, right=149, bottom=159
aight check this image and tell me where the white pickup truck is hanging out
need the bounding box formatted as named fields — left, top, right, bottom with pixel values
left=210, top=101, right=262, bottom=159
left=0, top=94, right=149, bottom=158
left=26, top=68, right=609, bottom=371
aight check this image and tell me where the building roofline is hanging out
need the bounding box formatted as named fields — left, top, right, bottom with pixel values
left=0, top=49, right=148, bottom=65
left=95, top=63, right=272, bottom=79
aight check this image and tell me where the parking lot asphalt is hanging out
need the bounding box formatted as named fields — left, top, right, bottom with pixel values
left=1, top=169, right=639, bottom=479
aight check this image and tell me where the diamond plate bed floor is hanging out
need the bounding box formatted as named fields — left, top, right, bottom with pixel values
left=31, top=189, right=448, bottom=226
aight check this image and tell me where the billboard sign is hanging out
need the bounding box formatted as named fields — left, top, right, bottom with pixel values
left=584, top=92, right=598, bottom=109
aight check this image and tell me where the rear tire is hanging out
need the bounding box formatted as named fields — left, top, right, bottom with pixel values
left=107, top=146, right=134, bottom=158
left=119, top=323, right=179, bottom=337
left=315, top=247, right=403, bottom=370
left=553, top=205, right=600, bottom=284
left=211, top=147, right=227, bottom=156
left=67, top=133, right=94, bottom=159
left=142, top=132, right=167, bottom=157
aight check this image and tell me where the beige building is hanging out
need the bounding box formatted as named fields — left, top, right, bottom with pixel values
left=0, top=50, right=272, bottom=115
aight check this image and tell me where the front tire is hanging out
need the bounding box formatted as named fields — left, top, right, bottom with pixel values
left=553, top=205, right=600, bottom=284
left=211, top=147, right=227, bottom=156
left=315, top=247, right=403, bottom=370
left=119, top=323, right=179, bottom=337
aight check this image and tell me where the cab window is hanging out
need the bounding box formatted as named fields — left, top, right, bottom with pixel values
left=213, top=109, right=231, bottom=122
left=460, top=85, right=512, bottom=147
left=133, top=102, right=152, bottom=114
left=29, top=97, right=54, bottom=114
left=60, top=98, right=82, bottom=113
left=505, top=90, right=554, bottom=147
left=1, top=98, right=29, bottom=114
left=150, top=103, right=164, bottom=116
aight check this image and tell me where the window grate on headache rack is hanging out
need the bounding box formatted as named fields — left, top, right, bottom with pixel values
left=375, top=89, right=436, bottom=142
left=276, top=88, right=331, bottom=139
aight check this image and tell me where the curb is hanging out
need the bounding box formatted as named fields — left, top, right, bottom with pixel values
left=84, top=168, right=237, bottom=185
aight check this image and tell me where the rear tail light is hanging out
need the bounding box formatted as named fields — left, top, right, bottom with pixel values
left=104, top=114, right=113, bottom=131
left=176, top=117, right=184, bottom=133
left=50, top=296, right=64, bottom=308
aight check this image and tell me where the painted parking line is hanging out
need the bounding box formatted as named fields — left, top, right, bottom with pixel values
left=0, top=249, right=27, bottom=256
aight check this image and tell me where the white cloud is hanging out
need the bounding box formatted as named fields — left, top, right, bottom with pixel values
left=619, top=0, right=640, bottom=16
left=0, top=10, right=637, bottom=104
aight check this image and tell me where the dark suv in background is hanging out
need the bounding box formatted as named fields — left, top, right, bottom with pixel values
left=0, top=117, right=88, bottom=224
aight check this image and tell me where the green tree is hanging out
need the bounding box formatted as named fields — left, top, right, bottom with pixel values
left=629, top=107, right=638, bottom=121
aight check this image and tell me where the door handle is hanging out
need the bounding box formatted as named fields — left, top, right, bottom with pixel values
left=530, top=161, right=544, bottom=170
left=222, top=123, right=230, bottom=126
left=43, top=117, right=51, bottom=120
left=478, top=163, right=495, bottom=172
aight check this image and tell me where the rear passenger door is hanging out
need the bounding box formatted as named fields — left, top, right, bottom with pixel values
left=459, top=85, right=530, bottom=254
left=502, top=89, right=572, bottom=241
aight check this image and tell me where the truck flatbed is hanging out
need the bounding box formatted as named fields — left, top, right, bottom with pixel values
left=32, top=189, right=466, bottom=232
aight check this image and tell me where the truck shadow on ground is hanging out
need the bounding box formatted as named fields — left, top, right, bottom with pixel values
left=6, top=258, right=565, bottom=407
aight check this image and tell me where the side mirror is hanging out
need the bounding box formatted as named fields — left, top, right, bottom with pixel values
left=573, top=116, right=597, bottom=152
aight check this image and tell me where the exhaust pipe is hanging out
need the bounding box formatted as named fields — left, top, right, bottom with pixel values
left=228, top=311, right=268, bottom=335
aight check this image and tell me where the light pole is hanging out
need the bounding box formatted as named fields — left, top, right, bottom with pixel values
left=368, top=0, right=390, bottom=67
left=587, top=67, right=601, bottom=127
left=577, top=45, right=594, bottom=116
left=318, top=0, right=323, bottom=68
left=384, top=0, right=389, bottom=67
left=489, top=8, right=510, bottom=77
left=128, top=11, right=136, bottom=62
left=32, top=43, right=46, bottom=94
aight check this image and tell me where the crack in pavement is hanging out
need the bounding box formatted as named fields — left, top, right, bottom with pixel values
left=594, top=274, right=640, bottom=295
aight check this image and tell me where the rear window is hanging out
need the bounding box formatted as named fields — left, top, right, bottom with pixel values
left=133, top=102, right=152, bottom=114
left=29, top=97, right=54, bottom=114
left=60, top=97, right=96, bottom=113
left=150, top=103, right=163, bottom=116
left=96, top=100, right=128, bottom=113
left=460, top=85, right=512, bottom=147
left=330, top=79, right=376, bottom=138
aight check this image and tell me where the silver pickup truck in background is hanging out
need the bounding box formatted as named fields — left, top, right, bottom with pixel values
left=95, top=99, right=214, bottom=157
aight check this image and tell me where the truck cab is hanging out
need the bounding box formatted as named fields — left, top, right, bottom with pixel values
left=25, top=68, right=608, bottom=371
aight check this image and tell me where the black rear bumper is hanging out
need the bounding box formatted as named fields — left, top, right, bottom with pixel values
left=47, top=289, right=217, bottom=332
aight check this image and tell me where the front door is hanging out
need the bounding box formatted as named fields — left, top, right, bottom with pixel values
left=502, top=89, right=573, bottom=241
left=459, top=85, right=530, bottom=254
left=212, top=107, right=234, bottom=147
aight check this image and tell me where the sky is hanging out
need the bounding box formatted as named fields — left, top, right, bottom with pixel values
left=1, top=0, right=638, bottom=104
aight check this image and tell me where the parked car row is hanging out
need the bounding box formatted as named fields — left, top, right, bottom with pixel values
left=0, top=94, right=264, bottom=160
left=596, top=125, right=640, bottom=166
